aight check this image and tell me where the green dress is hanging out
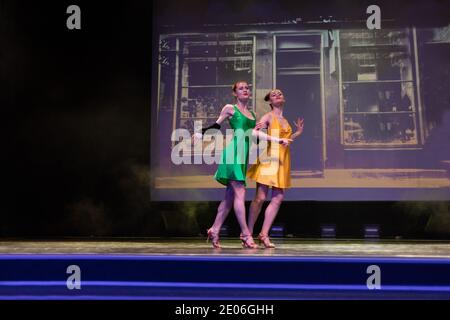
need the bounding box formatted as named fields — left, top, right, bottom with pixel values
left=214, top=105, right=256, bottom=186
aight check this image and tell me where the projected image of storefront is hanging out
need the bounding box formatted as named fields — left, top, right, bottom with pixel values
left=152, top=24, right=450, bottom=201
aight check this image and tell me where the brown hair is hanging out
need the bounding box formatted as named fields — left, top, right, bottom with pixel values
left=264, top=89, right=275, bottom=109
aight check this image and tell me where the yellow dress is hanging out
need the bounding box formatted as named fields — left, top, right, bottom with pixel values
left=247, top=114, right=292, bottom=189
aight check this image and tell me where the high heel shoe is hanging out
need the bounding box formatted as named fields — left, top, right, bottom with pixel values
left=241, top=234, right=258, bottom=249
left=207, top=228, right=221, bottom=249
left=258, top=233, right=275, bottom=248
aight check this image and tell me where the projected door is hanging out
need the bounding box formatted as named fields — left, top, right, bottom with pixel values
left=275, top=34, right=324, bottom=172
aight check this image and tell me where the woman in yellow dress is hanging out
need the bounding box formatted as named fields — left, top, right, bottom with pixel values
left=247, top=89, right=304, bottom=248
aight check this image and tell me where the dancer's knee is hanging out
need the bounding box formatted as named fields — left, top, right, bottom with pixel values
left=272, top=194, right=284, bottom=206
left=253, top=194, right=266, bottom=205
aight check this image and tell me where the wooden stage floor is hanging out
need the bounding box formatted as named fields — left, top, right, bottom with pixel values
left=1, top=238, right=450, bottom=258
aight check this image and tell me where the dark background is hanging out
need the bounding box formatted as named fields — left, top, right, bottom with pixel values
left=2, top=0, right=450, bottom=239
left=2, top=1, right=156, bottom=237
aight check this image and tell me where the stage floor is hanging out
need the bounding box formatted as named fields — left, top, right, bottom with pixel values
left=2, top=238, right=450, bottom=299
left=1, top=238, right=450, bottom=258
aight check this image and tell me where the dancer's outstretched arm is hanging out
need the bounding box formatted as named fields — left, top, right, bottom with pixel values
left=192, top=104, right=234, bottom=144
left=252, top=113, right=292, bottom=146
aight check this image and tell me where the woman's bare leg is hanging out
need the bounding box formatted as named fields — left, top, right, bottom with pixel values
left=229, top=181, right=257, bottom=248
left=229, top=180, right=250, bottom=235
left=210, top=184, right=234, bottom=233
left=260, top=187, right=285, bottom=236
left=248, top=183, right=269, bottom=235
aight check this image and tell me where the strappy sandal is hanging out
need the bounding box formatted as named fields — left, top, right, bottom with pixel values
left=258, top=233, right=276, bottom=248
left=207, top=228, right=221, bottom=249
left=241, top=234, right=258, bottom=249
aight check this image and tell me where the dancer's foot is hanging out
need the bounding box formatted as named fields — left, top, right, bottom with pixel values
left=207, top=228, right=221, bottom=249
left=241, top=234, right=258, bottom=249
left=258, top=233, right=275, bottom=248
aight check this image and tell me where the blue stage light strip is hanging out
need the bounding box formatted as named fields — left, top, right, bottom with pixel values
left=1, top=253, right=450, bottom=299
left=1, top=254, right=450, bottom=263
left=1, top=281, right=450, bottom=292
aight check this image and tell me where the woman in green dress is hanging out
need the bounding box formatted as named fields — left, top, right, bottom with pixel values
left=193, top=81, right=258, bottom=249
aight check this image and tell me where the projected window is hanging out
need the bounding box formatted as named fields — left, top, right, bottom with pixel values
left=179, top=35, right=254, bottom=132
left=339, top=29, right=419, bottom=146
left=157, top=34, right=255, bottom=156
